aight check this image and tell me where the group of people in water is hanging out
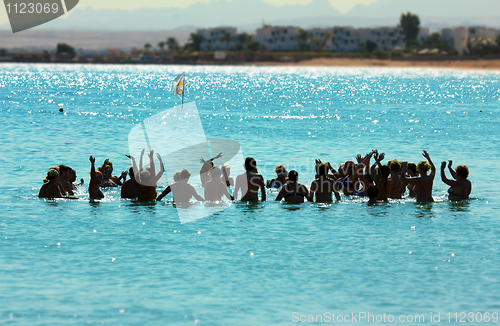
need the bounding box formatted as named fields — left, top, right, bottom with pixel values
left=39, top=148, right=472, bottom=205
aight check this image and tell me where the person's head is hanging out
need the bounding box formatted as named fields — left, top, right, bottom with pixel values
left=58, top=165, right=70, bottom=180
left=380, top=165, right=391, bottom=180
left=367, top=185, right=379, bottom=199
left=344, top=160, right=355, bottom=175
left=180, top=169, right=191, bottom=182
left=244, top=157, right=257, bottom=172
left=221, top=165, right=231, bottom=177
left=128, top=167, right=135, bottom=180
left=389, top=160, right=401, bottom=173
left=417, top=160, right=431, bottom=176
left=46, top=168, right=60, bottom=184
left=288, top=170, right=298, bottom=182
left=337, top=163, right=345, bottom=176
left=456, top=165, right=469, bottom=179
left=140, top=170, right=150, bottom=183
left=274, top=164, right=286, bottom=177
left=173, top=171, right=181, bottom=182
left=318, top=163, right=328, bottom=176
left=103, top=164, right=113, bottom=177
left=68, top=168, right=77, bottom=182
left=209, top=166, right=222, bottom=180
left=408, top=163, right=418, bottom=177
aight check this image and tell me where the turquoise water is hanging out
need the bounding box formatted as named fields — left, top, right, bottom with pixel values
left=1, top=64, right=499, bottom=325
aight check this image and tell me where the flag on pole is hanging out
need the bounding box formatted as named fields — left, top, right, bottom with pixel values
left=173, top=72, right=185, bottom=96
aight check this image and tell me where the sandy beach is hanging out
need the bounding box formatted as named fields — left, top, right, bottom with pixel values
left=254, top=58, right=500, bottom=70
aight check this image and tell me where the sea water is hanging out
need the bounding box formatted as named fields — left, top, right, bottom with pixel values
left=0, top=64, right=499, bottom=325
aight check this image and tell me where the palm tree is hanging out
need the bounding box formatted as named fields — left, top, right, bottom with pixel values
left=158, top=42, right=165, bottom=51
left=166, top=37, right=179, bottom=52
left=144, top=43, right=152, bottom=52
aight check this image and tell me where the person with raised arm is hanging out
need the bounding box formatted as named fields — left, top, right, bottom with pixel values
left=121, top=167, right=138, bottom=199
left=276, top=170, right=312, bottom=203
left=133, top=150, right=161, bottom=200
left=89, top=156, right=104, bottom=200
left=234, top=157, right=266, bottom=201
left=200, top=152, right=222, bottom=187
left=401, top=150, right=436, bottom=203
left=441, top=160, right=471, bottom=201
left=369, top=151, right=390, bottom=201
left=310, top=163, right=341, bottom=202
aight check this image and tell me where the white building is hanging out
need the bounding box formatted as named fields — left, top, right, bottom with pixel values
left=453, top=27, right=469, bottom=56
left=307, top=26, right=405, bottom=52
left=197, top=27, right=237, bottom=51
left=254, top=26, right=300, bottom=51
left=467, top=26, right=496, bottom=39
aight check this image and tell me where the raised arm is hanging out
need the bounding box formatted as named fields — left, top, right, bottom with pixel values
left=99, top=158, right=109, bottom=175
left=89, top=155, right=96, bottom=184
left=126, top=154, right=139, bottom=182
left=148, top=150, right=156, bottom=185
left=155, top=153, right=164, bottom=182
left=448, top=160, right=458, bottom=180
left=423, top=150, right=436, bottom=178
left=441, top=161, right=455, bottom=187
left=370, top=161, right=380, bottom=185
left=139, top=149, right=145, bottom=172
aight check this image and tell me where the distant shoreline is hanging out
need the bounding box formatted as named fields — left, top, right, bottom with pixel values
left=249, top=58, right=500, bottom=70
left=1, top=58, right=500, bottom=70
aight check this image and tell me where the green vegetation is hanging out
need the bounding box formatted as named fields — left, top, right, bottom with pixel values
left=183, top=33, right=201, bottom=51
left=400, top=12, right=420, bottom=48
left=166, top=37, right=180, bottom=52
left=56, top=43, right=75, bottom=58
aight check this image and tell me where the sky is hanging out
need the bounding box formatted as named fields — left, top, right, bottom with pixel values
left=73, top=0, right=377, bottom=13
left=0, top=0, right=378, bottom=26
left=0, top=0, right=498, bottom=32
